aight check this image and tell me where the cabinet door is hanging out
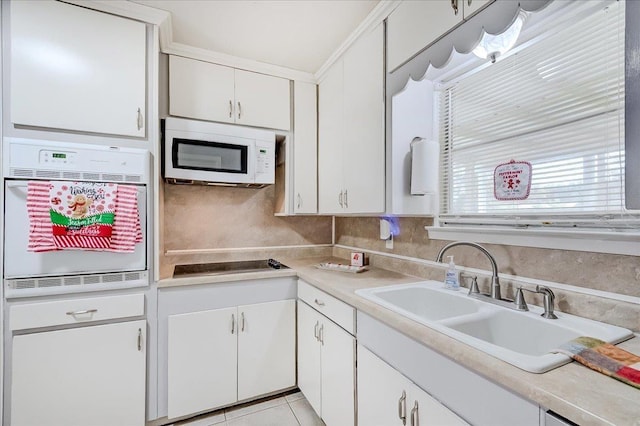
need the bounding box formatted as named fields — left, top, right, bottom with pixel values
left=387, top=0, right=462, bottom=71
left=11, top=320, right=146, bottom=426
left=463, top=0, right=492, bottom=19
left=293, top=81, right=318, bottom=214
left=342, top=23, right=385, bottom=214
left=410, top=381, right=469, bottom=426
left=169, top=56, right=235, bottom=124
left=10, top=0, right=146, bottom=137
left=237, top=300, right=296, bottom=400
left=168, top=307, right=237, bottom=419
left=234, top=69, right=291, bottom=130
left=358, top=344, right=413, bottom=426
left=297, top=301, right=322, bottom=416
left=318, top=58, right=345, bottom=214
left=320, top=318, right=355, bottom=426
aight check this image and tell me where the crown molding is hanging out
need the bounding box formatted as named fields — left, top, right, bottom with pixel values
left=314, top=0, right=401, bottom=82
left=63, top=0, right=170, bottom=25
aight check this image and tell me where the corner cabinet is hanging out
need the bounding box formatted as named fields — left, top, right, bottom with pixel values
left=318, top=23, right=385, bottom=214
left=169, top=55, right=291, bottom=131
left=9, top=0, right=147, bottom=137
left=292, top=81, right=318, bottom=214
left=297, top=280, right=356, bottom=426
left=358, top=344, right=468, bottom=426
left=167, top=299, right=296, bottom=419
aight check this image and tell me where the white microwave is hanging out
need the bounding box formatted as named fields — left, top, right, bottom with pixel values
left=163, top=117, right=276, bottom=187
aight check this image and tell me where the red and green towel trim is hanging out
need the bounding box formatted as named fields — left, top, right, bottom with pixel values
left=555, top=336, right=640, bottom=389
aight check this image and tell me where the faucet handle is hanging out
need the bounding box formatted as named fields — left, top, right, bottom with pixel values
left=536, top=285, right=558, bottom=319
left=514, top=287, right=529, bottom=311
left=460, top=273, right=480, bottom=295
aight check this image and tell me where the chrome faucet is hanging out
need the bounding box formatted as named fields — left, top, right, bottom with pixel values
left=436, top=241, right=502, bottom=300
left=515, top=285, right=558, bottom=319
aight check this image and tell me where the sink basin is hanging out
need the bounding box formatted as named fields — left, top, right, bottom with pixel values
left=367, top=283, right=479, bottom=321
left=356, top=281, right=634, bottom=373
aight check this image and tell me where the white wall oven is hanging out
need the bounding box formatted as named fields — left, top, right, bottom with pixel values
left=2, top=137, right=149, bottom=297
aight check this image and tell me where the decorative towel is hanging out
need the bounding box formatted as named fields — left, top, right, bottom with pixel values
left=49, top=181, right=117, bottom=249
left=27, top=181, right=142, bottom=253
left=554, top=336, right=640, bottom=389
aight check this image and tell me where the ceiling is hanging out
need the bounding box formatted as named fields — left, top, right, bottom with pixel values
left=131, top=0, right=380, bottom=74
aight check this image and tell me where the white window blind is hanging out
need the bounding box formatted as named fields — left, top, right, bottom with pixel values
left=438, top=0, right=637, bottom=230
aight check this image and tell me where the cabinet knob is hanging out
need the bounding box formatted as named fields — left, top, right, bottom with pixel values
left=398, top=390, right=407, bottom=425
left=411, top=401, right=419, bottom=426
left=136, top=107, right=143, bottom=130
left=137, top=328, right=143, bottom=351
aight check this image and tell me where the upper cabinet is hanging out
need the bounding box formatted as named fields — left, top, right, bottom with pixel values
left=292, top=81, right=318, bottom=214
left=387, top=0, right=492, bottom=72
left=318, top=23, right=385, bottom=214
left=169, top=55, right=291, bottom=131
left=10, top=0, right=147, bottom=137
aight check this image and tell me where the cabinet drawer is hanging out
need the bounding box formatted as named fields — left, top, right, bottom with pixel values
left=10, top=293, right=145, bottom=331
left=298, top=280, right=354, bottom=334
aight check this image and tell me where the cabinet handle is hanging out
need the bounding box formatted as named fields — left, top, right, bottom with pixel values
left=410, top=401, right=419, bottom=426
left=297, top=193, right=302, bottom=209
left=229, top=100, right=233, bottom=118
left=451, top=0, right=459, bottom=15
left=314, top=298, right=325, bottom=307
left=339, top=191, right=344, bottom=208
left=468, top=0, right=472, bottom=6
left=137, top=328, right=143, bottom=351
left=241, top=312, right=245, bottom=332
left=237, top=101, right=242, bottom=119
left=314, top=321, right=320, bottom=341
left=136, top=107, right=143, bottom=130
left=231, top=313, right=235, bottom=334
left=66, top=309, right=97, bottom=316
left=344, top=189, right=348, bottom=208
left=398, top=390, right=407, bottom=425
left=319, top=324, right=324, bottom=345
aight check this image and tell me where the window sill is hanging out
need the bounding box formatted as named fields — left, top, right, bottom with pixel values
left=425, top=226, right=640, bottom=256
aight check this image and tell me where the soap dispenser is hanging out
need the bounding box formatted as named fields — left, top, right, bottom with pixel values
left=444, top=255, right=460, bottom=290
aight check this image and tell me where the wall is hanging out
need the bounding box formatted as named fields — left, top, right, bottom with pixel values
left=160, top=183, right=333, bottom=278
left=334, top=216, right=640, bottom=331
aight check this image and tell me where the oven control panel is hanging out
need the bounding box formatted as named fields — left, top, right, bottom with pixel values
left=39, top=150, right=77, bottom=165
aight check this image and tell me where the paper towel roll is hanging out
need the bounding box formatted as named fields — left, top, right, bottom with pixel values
left=410, top=137, right=439, bottom=195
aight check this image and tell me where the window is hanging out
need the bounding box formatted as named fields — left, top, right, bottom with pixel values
left=437, top=0, right=638, bottom=232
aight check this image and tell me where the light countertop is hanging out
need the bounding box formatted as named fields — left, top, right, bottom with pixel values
left=160, top=256, right=640, bottom=426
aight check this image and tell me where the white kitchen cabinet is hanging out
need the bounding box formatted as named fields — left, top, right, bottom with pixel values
left=387, top=0, right=462, bottom=72
left=10, top=0, right=146, bottom=137
left=11, top=320, right=146, bottom=426
left=318, top=23, right=384, bottom=214
left=169, top=55, right=291, bottom=131
left=292, top=81, right=318, bottom=214
left=237, top=300, right=296, bottom=400
left=167, top=299, right=296, bottom=419
left=358, top=344, right=468, bottom=426
left=464, top=0, right=492, bottom=19
left=168, top=307, right=238, bottom=419
left=297, top=300, right=355, bottom=426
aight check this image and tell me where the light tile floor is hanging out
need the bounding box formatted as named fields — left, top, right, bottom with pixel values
left=172, top=390, right=325, bottom=426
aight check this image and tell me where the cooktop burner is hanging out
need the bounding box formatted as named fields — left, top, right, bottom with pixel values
left=173, top=258, right=289, bottom=277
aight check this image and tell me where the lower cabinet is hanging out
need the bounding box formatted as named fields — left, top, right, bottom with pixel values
left=167, top=299, right=296, bottom=419
left=358, top=344, right=468, bottom=426
left=11, top=320, right=147, bottom=426
left=298, top=300, right=355, bottom=426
